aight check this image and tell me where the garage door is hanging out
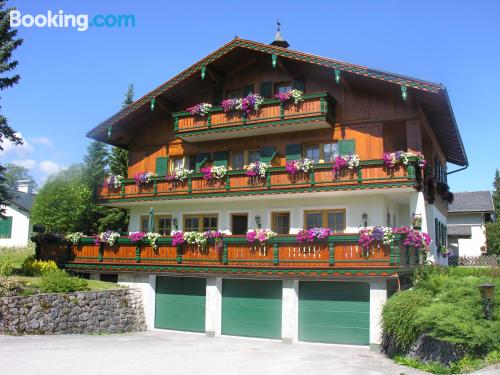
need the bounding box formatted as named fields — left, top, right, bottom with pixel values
left=155, top=276, right=206, bottom=332
left=222, top=279, right=282, bottom=339
left=299, top=281, right=369, bottom=345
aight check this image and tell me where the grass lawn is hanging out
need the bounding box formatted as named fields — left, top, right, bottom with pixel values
left=12, top=275, right=121, bottom=292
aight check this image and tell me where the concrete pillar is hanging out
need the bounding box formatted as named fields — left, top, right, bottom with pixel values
left=281, top=279, right=299, bottom=344
left=117, top=273, right=156, bottom=330
left=369, top=279, right=387, bottom=350
left=205, top=277, right=222, bottom=337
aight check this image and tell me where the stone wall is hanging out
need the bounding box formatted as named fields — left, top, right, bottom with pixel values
left=0, top=288, right=146, bottom=335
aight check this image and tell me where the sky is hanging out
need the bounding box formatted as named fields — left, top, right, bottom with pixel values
left=1, top=0, right=499, bottom=191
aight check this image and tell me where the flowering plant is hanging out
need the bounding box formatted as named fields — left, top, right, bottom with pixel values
left=186, top=103, right=212, bottom=116
left=221, top=98, right=240, bottom=112
left=245, top=161, right=268, bottom=179
left=296, top=227, right=331, bottom=243
left=332, top=154, right=360, bottom=177
left=201, top=165, right=228, bottom=181
left=146, top=232, right=161, bottom=249
left=221, top=93, right=264, bottom=115
left=65, top=232, right=84, bottom=245
left=285, top=158, right=313, bottom=175
left=172, top=231, right=185, bottom=246
left=358, top=227, right=395, bottom=249
left=203, top=230, right=225, bottom=251
left=438, top=245, right=452, bottom=257
left=275, top=89, right=304, bottom=105
left=128, top=231, right=146, bottom=242
left=246, top=229, right=277, bottom=244
left=394, top=226, right=432, bottom=252
left=97, top=230, right=121, bottom=246
left=166, top=167, right=194, bottom=183
left=104, top=175, right=123, bottom=189
left=134, top=172, right=156, bottom=186
left=183, top=231, right=208, bottom=247
left=383, top=151, right=427, bottom=170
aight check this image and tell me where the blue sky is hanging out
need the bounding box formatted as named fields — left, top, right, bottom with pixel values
left=1, top=0, right=499, bottom=191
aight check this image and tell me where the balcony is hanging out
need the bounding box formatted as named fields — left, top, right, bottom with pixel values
left=35, top=234, right=421, bottom=278
left=172, top=92, right=335, bottom=142
left=95, top=160, right=419, bottom=204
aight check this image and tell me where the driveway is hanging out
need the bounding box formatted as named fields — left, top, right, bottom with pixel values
left=0, top=331, right=498, bottom=375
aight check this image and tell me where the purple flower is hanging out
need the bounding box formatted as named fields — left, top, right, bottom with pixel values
left=128, top=232, right=146, bottom=242
left=172, top=231, right=185, bottom=246
left=371, top=227, right=384, bottom=242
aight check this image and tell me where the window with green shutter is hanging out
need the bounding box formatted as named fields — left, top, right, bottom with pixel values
left=260, top=147, right=276, bottom=164
left=293, top=78, right=305, bottom=92
left=213, top=151, right=229, bottom=167
left=155, top=156, right=168, bottom=176
left=338, top=139, right=356, bottom=155
left=435, top=218, right=440, bottom=247
left=0, top=216, right=12, bottom=238
left=285, top=144, right=302, bottom=161
left=260, top=81, right=273, bottom=98
left=196, top=153, right=211, bottom=171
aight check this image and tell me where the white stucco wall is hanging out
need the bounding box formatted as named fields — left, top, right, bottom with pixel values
left=448, top=213, right=486, bottom=257
left=0, top=204, right=31, bottom=247
left=425, top=203, right=448, bottom=266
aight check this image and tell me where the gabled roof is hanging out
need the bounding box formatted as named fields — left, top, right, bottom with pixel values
left=87, top=37, right=467, bottom=166
left=7, top=189, right=35, bottom=212
left=447, top=225, right=472, bottom=237
left=448, top=191, right=494, bottom=213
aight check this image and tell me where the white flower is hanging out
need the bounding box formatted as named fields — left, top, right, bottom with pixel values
left=65, top=232, right=84, bottom=245
left=146, top=232, right=161, bottom=249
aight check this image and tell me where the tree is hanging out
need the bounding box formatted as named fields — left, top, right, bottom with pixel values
left=109, top=84, right=133, bottom=177
left=493, top=169, right=500, bottom=220
left=3, top=163, right=36, bottom=190
left=31, top=165, right=94, bottom=234
left=486, top=169, right=500, bottom=255
left=84, top=140, right=108, bottom=188
left=0, top=1, right=23, bottom=214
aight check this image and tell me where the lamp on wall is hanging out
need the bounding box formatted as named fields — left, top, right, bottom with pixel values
left=255, top=215, right=261, bottom=229
left=173, top=218, right=178, bottom=230
left=362, top=213, right=368, bottom=228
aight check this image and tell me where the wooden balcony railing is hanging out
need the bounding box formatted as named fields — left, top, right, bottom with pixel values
left=36, top=234, right=422, bottom=275
left=95, top=160, right=419, bottom=203
left=172, top=92, right=335, bottom=139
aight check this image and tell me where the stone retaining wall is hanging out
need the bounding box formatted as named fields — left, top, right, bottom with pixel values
left=0, top=288, right=146, bottom=335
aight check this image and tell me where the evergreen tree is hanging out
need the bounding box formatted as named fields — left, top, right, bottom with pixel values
left=486, top=169, right=500, bottom=254
left=109, top=84, right=133, bottom=177
left=84, top=140, right=109, bottom=188
left=0, top=1, right=23, bottom=214
left=493, top=168, right=500, bottom=220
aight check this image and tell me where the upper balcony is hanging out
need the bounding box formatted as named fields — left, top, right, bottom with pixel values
left=172, top=92, right=335, bottom=142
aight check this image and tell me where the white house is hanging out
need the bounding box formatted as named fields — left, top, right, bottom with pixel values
left=0, top=180, right=36, bottom=247
left=447, top=191, right=494, bottom=257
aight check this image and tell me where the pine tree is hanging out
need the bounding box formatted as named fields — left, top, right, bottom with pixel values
left=0, top=1, right=23, bottom=214
left=109, top=84, right=133, bottom=177
left=493, top=168, right=500, bottom=220
left=84, top=141, right=109, bottom=189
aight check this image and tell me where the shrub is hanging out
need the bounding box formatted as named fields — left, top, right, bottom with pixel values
left=0, top=259, right=15, bottom=276
left=39, top=269, right=89, bottom=293
left=382, top=288, right=433, bottom=352
left=21, top=256, right=58, bottom=276
left=0, top=276, right=25, bottom=296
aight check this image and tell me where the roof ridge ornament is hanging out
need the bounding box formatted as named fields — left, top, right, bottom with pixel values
left=270, top=19, right=290, bottom=48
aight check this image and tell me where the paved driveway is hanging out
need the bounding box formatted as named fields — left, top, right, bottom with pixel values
left=1, top=331, right=498, bottom=375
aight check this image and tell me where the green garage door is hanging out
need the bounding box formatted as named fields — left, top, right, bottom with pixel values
left=155, top=277, right=206, bottom=332
left=222, top=279, right=282, bottom=339
left=299, top=281, right=369, bottom=345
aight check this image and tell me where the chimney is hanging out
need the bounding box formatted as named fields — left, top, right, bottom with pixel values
left=270, top=19, right=290, bottom=49
left=17, top=179, right=35, bottom=194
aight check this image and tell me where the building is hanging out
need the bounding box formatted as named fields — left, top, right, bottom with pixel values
left=36, top=32, right=467, bottom=348
left=0, top=180, right=36, bottom=247
left=447, top=191, right=494, bottom=257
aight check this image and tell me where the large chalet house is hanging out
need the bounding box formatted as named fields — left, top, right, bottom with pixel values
left=37, top=33, right=467, bottom=348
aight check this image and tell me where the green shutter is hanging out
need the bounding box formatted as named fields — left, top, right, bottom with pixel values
left=243, top=84, right=254, bottom=96
left=260, top=81, right=273, bottom=98
left=260, top=146, right=276, bottom=164
left=293, top=78, right=305, bottom=92
left=338, top=139, right=356, bottom=155
left=213, top=151, right=229, bottom=167
left=212, top=88, right=223, bottom=106
left=196, top=153, right=210, bottom=171
left=155, top=156, right=168, bottom=176
left=285, top=144, right=302, bottom=161
left=435, top=218, right=440, bottom=247
left=0, top=216, right=12, bottom=238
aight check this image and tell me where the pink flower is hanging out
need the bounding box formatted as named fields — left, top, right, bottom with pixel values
left=172, top=231, right=185, bottom=246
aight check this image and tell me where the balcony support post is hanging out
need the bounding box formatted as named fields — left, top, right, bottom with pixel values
left=222, top=243, right=228, bottom=265
left=121, top=183, right=125, bottom=198
left=135, top=244, right=141, bottom=263
left=328, top=241, right=335, bottom=266
left=153, top=180, right=157, bottom=195
left=98, top=243, right=104, bottom=262
left=266, top=172, right=271, bottom=189
left=280, top=103, right=284, bottom=120
left=188, top=175, right=192, bottom=193
left=225, top=174, right=230, bottom=191
left=273, top=243, right=279, bottom=265
left=207, top=112, right=211, bottom=129
left=176, top=245, right=182, bottom=264
left=357, top=166, right=363, bottom=183
left=174, top=116, right=179, bottom=132
left=310, top=169, right=315, bottom=186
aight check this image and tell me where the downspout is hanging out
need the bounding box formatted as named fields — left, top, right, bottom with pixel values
left=447, top=164, right=468, bottom=175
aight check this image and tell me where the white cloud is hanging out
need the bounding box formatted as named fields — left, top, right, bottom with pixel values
left=29, top=137, right=53, bottom=148
left=0, top=132, right=34, bottom=157
left=38, top=160, right=62, bottom=175
left=12, top=159, right=37, bottom=170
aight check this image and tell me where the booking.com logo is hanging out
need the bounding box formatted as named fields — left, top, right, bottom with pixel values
left=10, top=10, right=135, bottom=32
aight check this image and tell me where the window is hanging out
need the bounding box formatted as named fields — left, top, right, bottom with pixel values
left=248, top=150, right=260, bottom=164
left=226, top=89, right=241, bottom=99
left=275, top=81, right=292, bottom=95
left=184, top=214, right=218, bottom=232
left=231, top=214, right=248, bottom=235
left=232, top=151, right=244, bottom=170
left=170, top=157, right=184, bottom=172
left=272, top=212, right=290, bottom=234
left=157, top=216, right=172, bottom=236
left=0, top=216, right=12, bottom=238
left=140, top=216, right=150, bottom=232
left=188, top=155, right=197, bottom=171
left=304, top=210, right=345, bottom=233
left=304, top=145, right=320, bottom=164
left=323, top=143, right=339, bottom=163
